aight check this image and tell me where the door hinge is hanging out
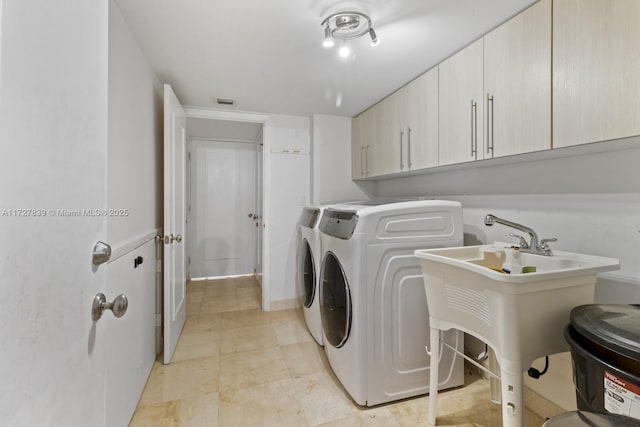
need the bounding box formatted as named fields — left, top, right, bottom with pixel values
left=155, top=313, right=162, bottom=327
left=188, top=257, right=191, bottom=265
left=156, top=260, right=162, bottom=273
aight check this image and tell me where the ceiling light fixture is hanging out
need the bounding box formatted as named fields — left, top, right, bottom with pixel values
left=320, top=11, right=380, bottom=57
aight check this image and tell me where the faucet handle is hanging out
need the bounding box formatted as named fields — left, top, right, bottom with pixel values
left=509, top=233, right=530, bottom=249
left=539, top=238, right=558, bottom=254
left=540, top=238, right=557, bottom=247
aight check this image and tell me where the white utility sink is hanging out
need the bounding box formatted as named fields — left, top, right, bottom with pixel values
left=415, top=243, right=619, bottom=427
left=421, top=242, right=620, bottom=284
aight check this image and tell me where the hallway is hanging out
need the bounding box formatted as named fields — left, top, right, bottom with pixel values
left=129, top=277, right=545, bottom=426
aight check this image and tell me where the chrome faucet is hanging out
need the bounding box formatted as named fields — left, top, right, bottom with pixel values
left=484, top=214, right=557, bottom=256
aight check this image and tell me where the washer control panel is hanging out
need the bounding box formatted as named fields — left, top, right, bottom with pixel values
left=319, top=209, right=358, bottom=239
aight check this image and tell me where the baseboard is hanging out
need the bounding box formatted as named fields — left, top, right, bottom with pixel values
left=270, top=298, right=300, bottom=311
left=464, top=361, right=568, bottom=420
left=524, top=386, right=566, bottom=420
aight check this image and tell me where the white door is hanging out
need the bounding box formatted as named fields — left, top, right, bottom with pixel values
left=189, top=140, right=257, bottom=278
left=104, top=242, right=156, bottom=427
left=163, top=84, right=187, bottom=364
left=255, top=140, right=263, bottom=277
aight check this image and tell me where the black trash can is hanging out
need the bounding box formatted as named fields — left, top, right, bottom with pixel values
left=565, top=304, right=640, bottom=420
left=543, top=410, right=640, bottom=426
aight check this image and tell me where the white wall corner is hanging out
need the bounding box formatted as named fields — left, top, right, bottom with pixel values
left=311, top=114, right=368, bottom=204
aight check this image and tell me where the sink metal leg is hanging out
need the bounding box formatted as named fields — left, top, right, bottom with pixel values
left=500, top=369, right=524, bottom=427
left=428, top=327, right=440, bottom=425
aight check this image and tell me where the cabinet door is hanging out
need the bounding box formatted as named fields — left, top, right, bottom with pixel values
left=378, top=90, right=406, bottom=175
left=406, top=67, right=439, bottom=170
left=438, top=39, right=484, bottom=166
left=361, top=103, right=380, bottom=177
left=484, top=0, right=551, bottom=157
left=351, top=115, right=365, bottom=179
left=553, top=0, right=640, bottom=147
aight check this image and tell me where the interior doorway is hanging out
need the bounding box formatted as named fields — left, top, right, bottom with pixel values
left=186, top=118, right=264, bottom=281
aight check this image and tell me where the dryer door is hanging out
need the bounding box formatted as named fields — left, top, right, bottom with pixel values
left=298, top=238, right=316, bottom=309
left=320, top=251, right=352, bottom=348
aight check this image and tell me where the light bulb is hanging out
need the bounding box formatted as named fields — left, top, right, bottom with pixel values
left=323, top=25, right=334, bottom=48
left=339, top=43, right=350, bottom=58
left=369, top=28, right=380, bottom=47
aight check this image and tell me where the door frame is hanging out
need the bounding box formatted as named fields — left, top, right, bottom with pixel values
left=184, top=107, right=271, bottom=311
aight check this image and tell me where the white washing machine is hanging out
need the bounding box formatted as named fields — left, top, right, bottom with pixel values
left=297, top=202, right=366, bottom=345
left=318, top=199, right=465, bottom=406
left=297, top=206, right=325, bottom=345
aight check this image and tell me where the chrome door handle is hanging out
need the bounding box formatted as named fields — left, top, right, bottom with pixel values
left=164, top=234, right=182, bottom=244
left=92, top=293, right=128, bottom=321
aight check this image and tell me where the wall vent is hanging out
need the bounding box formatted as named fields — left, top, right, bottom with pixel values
left=216, top=98, right=235, bottom=106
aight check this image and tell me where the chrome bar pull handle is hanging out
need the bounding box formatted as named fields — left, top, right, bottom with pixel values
left=365, top=145, right=370, bottom=176
left=399, top=129, right=404, bottom=170
left=473, top=101, right=478, bottom=158
left=360, top=146, right=365, bottom=177
left=407, top=127, right=412, bottom=169
left=470, top=100, right=475, bottom=156
left=487, top=94, right=494, bottom=155
left=92, top=293, right=128, bottom=321
left=471, top=100, right=478, bottom=158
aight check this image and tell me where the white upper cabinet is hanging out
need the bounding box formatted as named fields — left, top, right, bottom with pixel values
left=352, top=103, right=382, bottom=178
left=438, top=38, right=485, bottom=166
left=484, top=0, right=551, bottom=157
left=360, top=67, right=439, bottom=178
left=553, top=0, right=640, bottom=147
left=378, top=89, right=406, bottom=176
left=405, top=67, right=439, bottom=170
left=352, top=0, right=638, bottom=180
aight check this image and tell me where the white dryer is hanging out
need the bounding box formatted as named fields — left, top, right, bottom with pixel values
left=297, top=206, right=324, bottom=345
left=318, top=200, right=464, bottom=406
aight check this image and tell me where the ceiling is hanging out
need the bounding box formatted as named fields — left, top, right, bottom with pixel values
left=114, top=0, right=537, bottom=118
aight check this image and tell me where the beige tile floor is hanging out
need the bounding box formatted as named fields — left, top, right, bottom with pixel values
left=130, top=277, right=546, bottom=426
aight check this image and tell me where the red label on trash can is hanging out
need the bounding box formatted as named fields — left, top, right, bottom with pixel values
left=604, top=370, right=640, bottom=420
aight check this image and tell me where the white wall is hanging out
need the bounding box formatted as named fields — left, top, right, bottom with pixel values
left=372, top=142, right=640, bottom=410
left=267, top=114, right=311, bottom=307
left=311, top=114, right=369, bottom=204
left=106, top=2, right=162, bottom=424
left=108, top=1, right=163, bottom=246
left=374, top=144, right=640, bottom=285
left=0, top=1, right=109, bottom=425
